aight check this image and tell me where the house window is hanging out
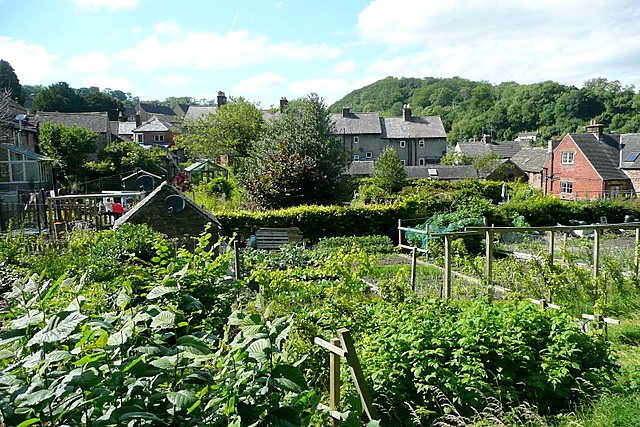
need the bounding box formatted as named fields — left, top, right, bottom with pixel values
left=419, top=158, right=426, bottom=166
left=400, top=140, right=406, bottom=148
left=353, top=136, right=359, bottom=144
left=561, top=151, right=574, bottom=164
left=136, top=134, right=143, bottom=143
left=0, top=148, right=42, bottom=183
left=365, top=152, right=373, bottom=159
left=353, top=154, right=359, bottom=161
left=419, top=139, right=425, bottom=147
left=560, top=181, right=573, bottom=194
left=154, top=135, right=164, bottom=142
left=400, top=160, right=406, bottom=166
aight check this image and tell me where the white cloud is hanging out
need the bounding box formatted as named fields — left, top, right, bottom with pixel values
left=331, top=60, right=356, bottom=75
left=153, top=21, right=181, bottom=35
left=116, top=26, right=343, bottom=72
left=80, top=74, right=132, bottom=91
left=268, top=41, right=342, bottom=61
left=66, top=51, right=112, bottom=74
left=68, top=0, right=139, bottom=11
left=288, top=78, right=352, bottom=105
left=0, top=37, right=58, bottom=84
left=233, top=72, right=286, bottom=94
left=356, top=0, right=640, bottom=88
left=156, top=75, right=193, bottom=87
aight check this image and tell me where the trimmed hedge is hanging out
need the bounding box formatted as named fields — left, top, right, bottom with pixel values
left=216, top=196, right=446, bottom=242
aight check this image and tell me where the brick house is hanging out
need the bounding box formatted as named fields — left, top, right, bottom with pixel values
left=544, top=122, right=633, bottom=199
left=331, top=105, right=447, bottom=166
left=510, top=147, right=552, bottom=191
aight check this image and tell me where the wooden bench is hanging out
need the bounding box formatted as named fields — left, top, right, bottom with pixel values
left=255, top=227, right=303, bottom=250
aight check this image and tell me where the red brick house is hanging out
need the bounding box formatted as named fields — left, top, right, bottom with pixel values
left=544, top=122, right=633, bottom=199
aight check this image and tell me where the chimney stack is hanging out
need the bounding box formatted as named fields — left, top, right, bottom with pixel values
left=403, top=104, right=412, bottom=121
left=342, top=106, right=350, bottom=118
left=134, top=113, right=141, bottom=128
left=481, top=134, right=492, bottom=144
left=586, top=119, right=604, bottom=141
left=279, top=97, right=288, bottom=113
left=217, top=91, right=227, bottom=107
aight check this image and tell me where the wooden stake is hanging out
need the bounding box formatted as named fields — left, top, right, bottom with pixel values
left=233, top=240, right=240, bottom=280
left=592, top=229, right=600, bottom=280
left=635, top=227, right=640, bottom=276
left=337, top=328, right=379, bottom=421
left=330, top=338, right=340, bottom=426
left=410, top=247, right=417, bottom=293
left=485, top=230, right=494, bottom=296
left=444, top=234, right=452, bottom=298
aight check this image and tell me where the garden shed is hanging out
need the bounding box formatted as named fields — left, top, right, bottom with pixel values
left=113, top=182, right=221, bottom=248
left=184, top=159, right=228, bottom=185
left=121, top=169, right=164, bottom=192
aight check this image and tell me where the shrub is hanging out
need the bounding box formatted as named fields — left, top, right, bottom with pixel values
left=315, top=235, right=395, bottom=254
left=355, top=299, right=618, bottom=425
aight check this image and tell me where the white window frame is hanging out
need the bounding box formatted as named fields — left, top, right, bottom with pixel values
left=419, top=158, right=426, bottom=166
left=136, top=134, right=143, bottom=143
left=365, top=152, right=373, bottom=159
left=418, top=139, right=425, bottom=147
left=400, top=160, right=406, bottom=165
left=353, top=154, right=359, bottom=161
left=154, top=134, right=165, bottom=143
left=560, top=181, right=573, bottom=194
left=353, top=136, right=359, bottom=144
left=400, top=140, right=406, bottom=148
left=561, top=151, right=574, bottom=164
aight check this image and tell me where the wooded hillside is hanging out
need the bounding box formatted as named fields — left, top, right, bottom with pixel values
left=329, top=76, right=640, bottom=143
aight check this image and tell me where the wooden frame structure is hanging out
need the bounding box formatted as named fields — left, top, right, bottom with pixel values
left=314, top=328, right=379, bottom=424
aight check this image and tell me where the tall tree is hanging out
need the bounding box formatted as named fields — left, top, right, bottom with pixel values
left=38, top=122, right=98, bottom=178
left=176, top=98, right=265, bottom=158
left=240, top=93, right=349, bottom=208
left=372, top=147, right=407, bottom=193
left=31, top=82, right=87, bottom=113
left=0, top=60, right=23, bottom=104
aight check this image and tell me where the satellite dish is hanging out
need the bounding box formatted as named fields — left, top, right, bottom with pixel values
left=136, top=175, right=155, bottom=192
left=164, top=195, right=185, bottom=213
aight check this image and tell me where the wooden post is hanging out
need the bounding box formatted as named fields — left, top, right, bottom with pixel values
left=410, top=247, right=417, bottom=293
left=329, top=338, right=341, bottom=427
left=635, top=227, right=640, bottom=276
left=592, top=228, right=601, bottom=279
left=337, top=328, right=379, bottom=421
left=233, top=240, right=241, bottom=280
left=443, top=234, right=452, bottom=298
left=425, top=223, right=430, bottom=261
left=548, top=230, right=555, bottom=267
left=397, top=219, right=402, bottom=247
left=485, top=230, right=494, bottom=295
left=538, top=299, right=548, bottom=310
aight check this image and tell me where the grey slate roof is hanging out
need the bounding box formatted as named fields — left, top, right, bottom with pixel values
left=619, top=133, right=640, bottom=169
left=381, top=116, right=446, bottom=139
left=118, top=121, right=137, bottom=135
left=405, top=165, right=478, bottom=180
left=510, top=147, right=550, bottom=172
left=457, top=140, right=524, bottom=159
left=133, top=118, right=172, bottom=132
left=139, top=103, right=176, bottom=117
left=184, top=106, right=217, bottom=121
left=344, top=161, right=375, bottom=176
left=331, top=112, right=382, bottom=135
left=35, top=111, right=110, bottom=134
left=568, top=133, right=628, bottom=181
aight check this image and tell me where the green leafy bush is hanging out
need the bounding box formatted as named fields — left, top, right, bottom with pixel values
left=355, top=299, right=618, bottom=425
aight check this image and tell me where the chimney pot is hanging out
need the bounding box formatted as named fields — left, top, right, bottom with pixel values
left=217, top=91, right=227, bottom=107
left=342, top=106, right=350, bottom=118
left=403, top=104, right=412, bottom=121
left=279, top=97, right=288, bottom=113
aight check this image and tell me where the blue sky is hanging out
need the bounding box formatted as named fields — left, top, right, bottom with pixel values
left=2, top=0, right=640, bottom=108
